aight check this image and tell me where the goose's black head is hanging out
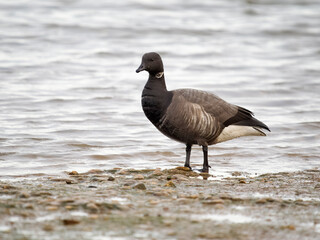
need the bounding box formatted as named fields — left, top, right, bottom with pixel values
left=136, top=52, right=164, bottom=76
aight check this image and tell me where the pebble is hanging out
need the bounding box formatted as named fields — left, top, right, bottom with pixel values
left=281, top=225, right=296, bottom=230
left=3, top=185, right=16, bottom=190
left=148, top=200, right=159, bottom=205
left=68, top=171, right=79, bottom=175
left=175, top=166, right=191, bottom=171
left=256, top=198, right=267, bottom=204
left=86, top=202, right=99, bottom=212
left=214, top=204, right=224, bottom=209
left=133, top=174, right=144, bottom=180
left=123, top=180, right=135, bottom=186
left=86, top=169, right=104, bottom=174
left=171, top=174, right=188, bottom=181
left=19, top=191, right=30, bottom=198
left=108, top=176, right=115, bottom=181
left=202, top=199, right=224, bottom=205
left=118, top=169, right=129, bottom=175
left=146, top=179, right=159, bottom=185
left=232, top=171, right=242, bottom=176
left=43, top=224, right=54, bottom=231
left=89, top=214, right=99, bottom=219
left=185, top=195, right=199, bottom=199
left=152, top=168, right=163, bottom=176
left=46, top=206, right=59, bottom=211
left=133, top=183, right=146, bottom=190
left=24, top=204, right=34, bottom=209
left=218, top=193, right=232, bottom=199
left=146, top=188, right=172, bottom=197
left=164, top=181, right=176, bottom=188
left=177, top=198, right=190, bottom=204
left=62, top=219, right=80, bottom=226
left=50, top=178, right=72, bottom=182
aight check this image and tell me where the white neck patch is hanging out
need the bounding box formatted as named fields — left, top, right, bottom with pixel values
left=155, top=72, right=164, bottom=78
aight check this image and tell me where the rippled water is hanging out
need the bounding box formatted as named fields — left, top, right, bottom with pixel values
left=1, top=0, right=319, bottom=178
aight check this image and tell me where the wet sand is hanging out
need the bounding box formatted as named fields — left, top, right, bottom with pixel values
left=1, top=168, right=319, bottom=240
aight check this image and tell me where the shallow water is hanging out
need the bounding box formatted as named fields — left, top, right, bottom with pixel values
left=0, top=0, right=319, bottom=178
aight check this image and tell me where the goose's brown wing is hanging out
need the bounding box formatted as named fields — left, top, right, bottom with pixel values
left=174, top=89, right=270, bottom=131
left=158, top=90, right=223, bottom=145
left=174, top=89, right=238, bottom=124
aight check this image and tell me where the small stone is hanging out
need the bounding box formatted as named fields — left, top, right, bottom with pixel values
left=281, top=225, right=295, bottom=230
left=24, top=204, right=34, bottom=209
left=134, top=174, right=144, bottom=180
left=65, top=205, right=74, bottom=210
left=121, top=186, right=132, bottom=190
left=86, top=202, right=99, bottom=212
left=167, top=231, right=177, bottom=236
left=66, top=180, right=73, bottom=184
left=152, top=168, right=163, bottom=176
left=232, top=171, right=242, bottom=176
left=177, top=198, right=190, bottom=204
left=186, top=195, right=199, bottom=199
left=175, top=166, right=191, bottom=171
left=256, top=198, right=267, bottom=204
left=43, top=224, right=54, bottom=231
left=164, top=181, right=176, bottom=188
left=123, top=181, right=135, bottom=186
left=101, top=202, right=122, bottom=210
left=239, top=179, right=246, bottom=184
left=62, top=219, right=80, bottom=225
left=133, top=183, right=146, bottom=190
left=218, top=193, right=232, bottom=199
left=88, top=185, right=97, bottom=188
left=19, top=191, right=30, bottom=198
left=202, top=199, right=224, bottom=205
left=50, top=178, right=72, bottom=182
left=108, top=176, right=115, bottom=181
left=172, top=174, right=188, bottom=181
left=2, top=185, right=15, bottom=189
left=87, top=169, right=104, bottom=174
left=91, top=177, right=105, bottom=182
left=149, top=200, right=159, bottom=205
left=118, top=169, right=129, bottom=175
left=148, top=179, right=160, bottom=185
left=68, top=171, right=79, bottom=175
left=89, top=214, right=99, bottom=219
left=214, top=204, right=224, bottom=209
left=46, top=206, right=59, bottom=211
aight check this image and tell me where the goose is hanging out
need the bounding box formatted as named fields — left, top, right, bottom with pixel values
left=136, top=52, right=270, bottom=172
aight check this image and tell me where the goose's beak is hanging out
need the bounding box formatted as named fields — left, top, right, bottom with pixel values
left=136, top=64, right=145, bottom=73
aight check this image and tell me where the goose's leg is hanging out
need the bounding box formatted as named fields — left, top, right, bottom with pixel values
left=184, top=144, right=192, bottom=170
left=201, top=145, right=211, bottom=173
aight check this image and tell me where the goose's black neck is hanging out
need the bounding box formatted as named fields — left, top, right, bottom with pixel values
left=144, top=73, right=167, bottom=91
left=141, top=73, right=173, bottom=126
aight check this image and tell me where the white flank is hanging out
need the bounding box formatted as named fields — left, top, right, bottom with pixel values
left=215, top=125, right=266, bottom=144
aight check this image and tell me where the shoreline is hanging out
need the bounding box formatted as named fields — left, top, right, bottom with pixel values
left=1, top=167, right=319, bottom=239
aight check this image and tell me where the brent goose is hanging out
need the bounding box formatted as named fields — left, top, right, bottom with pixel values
left=136, top=52, right=270, bottom=172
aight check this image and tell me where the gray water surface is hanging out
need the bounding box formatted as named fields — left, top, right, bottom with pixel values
left=1, top=0, right=319, bottom=178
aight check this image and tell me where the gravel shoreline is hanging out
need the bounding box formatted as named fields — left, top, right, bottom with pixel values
left=1, top=167, right=319, bottom=240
